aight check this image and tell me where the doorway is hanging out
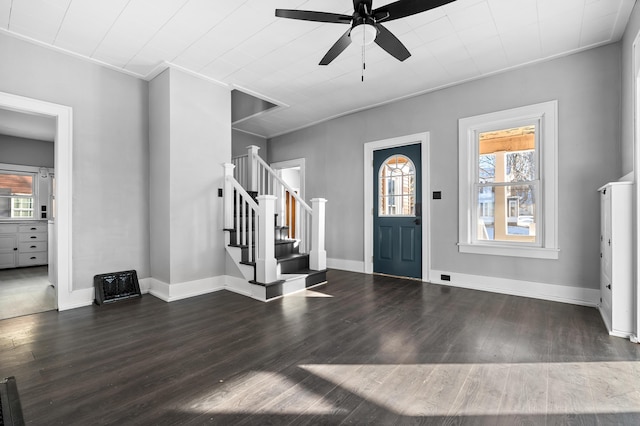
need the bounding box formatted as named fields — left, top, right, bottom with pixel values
left=0, top=91, right=73, bottom=311
left=271, top=158, right=305, bottom=239
left=364, top=133, right=430, bottom=281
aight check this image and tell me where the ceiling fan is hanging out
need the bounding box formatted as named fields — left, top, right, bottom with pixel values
left=275, top=0, right=457, bottom=66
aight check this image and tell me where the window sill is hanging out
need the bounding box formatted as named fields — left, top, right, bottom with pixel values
left=458, top=243, right=559, bottom=259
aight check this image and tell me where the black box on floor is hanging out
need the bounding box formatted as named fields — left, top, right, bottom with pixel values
left=94, top=270, right=141, bottom=305
left=0, top=376, right=25, bottom=426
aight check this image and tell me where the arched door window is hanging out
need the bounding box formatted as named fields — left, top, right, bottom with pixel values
left=379, top=154, right=416, bottom=216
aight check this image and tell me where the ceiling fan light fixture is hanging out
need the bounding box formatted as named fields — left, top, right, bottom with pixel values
left=351, top=23, right=377, bottom=46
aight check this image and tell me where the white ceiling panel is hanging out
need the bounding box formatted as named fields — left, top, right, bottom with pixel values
left=54, top=0, right=129, bottom=56
left=8, top=0, right=70, bottom=43
left=1, top=0, right=636, bottom=138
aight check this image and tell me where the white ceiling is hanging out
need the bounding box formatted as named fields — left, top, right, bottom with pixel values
left=0, top=0, right=635, bottom=138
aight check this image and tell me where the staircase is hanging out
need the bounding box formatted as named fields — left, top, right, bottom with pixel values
left=223, top=147, right=327, bottom=301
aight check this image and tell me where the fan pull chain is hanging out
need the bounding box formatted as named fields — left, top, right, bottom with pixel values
left=361, top=44, right=366, bottom=82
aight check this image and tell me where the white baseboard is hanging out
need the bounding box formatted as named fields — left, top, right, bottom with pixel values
left=429, top=269, right=600, bottom=307
left=327, top=258, right=365, bottom=273
left=147, top=276, right=227, bottom=302
left=57, top=288, right=95, bottom=311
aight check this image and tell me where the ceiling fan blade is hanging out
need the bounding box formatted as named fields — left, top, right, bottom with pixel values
left=373, top=0, right=456, bottom=22
left=275, top=9, right=352, bottom=24
left=319, top=28, right=353, bottom=65
left=374, top=23, right=411, bottom=61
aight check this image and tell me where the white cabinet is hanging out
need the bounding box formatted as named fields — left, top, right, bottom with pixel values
left=0, top=221, right=48, bottom=269
left=598, top=182, right=633, bottom=338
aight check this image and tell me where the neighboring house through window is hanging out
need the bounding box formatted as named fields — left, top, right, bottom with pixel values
left=0, top=171, right=35, bottom=219
left=458, top=101, right=559, bottom=259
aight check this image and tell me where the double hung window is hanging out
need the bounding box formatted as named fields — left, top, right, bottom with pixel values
left=458, top=101, right=558, bottom=259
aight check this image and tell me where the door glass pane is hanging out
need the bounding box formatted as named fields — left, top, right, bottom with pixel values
left=379, top=155, right=416, bottom=216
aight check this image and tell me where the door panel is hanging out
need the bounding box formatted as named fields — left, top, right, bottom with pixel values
left=373, top=143, right=422, bottom=278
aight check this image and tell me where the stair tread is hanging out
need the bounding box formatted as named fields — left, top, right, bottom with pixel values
left=277, top=253, right=308, bottom=262
left=228, top=239, right=296, bottom=249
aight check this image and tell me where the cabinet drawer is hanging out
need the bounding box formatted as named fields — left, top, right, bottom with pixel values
left=18, top=232, right=47, bottom=243
left=18, top=252, right=47, bottom=266
left=0, top=224, right=18, bottom=233
left=19, top=241, right=47, bottom=253
left=18, top=224, right=47, bottom=233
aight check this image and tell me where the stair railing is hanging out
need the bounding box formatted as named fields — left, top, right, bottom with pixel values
left=245, top=145, right=326, bottom=271
left=224, top=164, right=278, bottom=283
left=231, top=154, right=248, bottom=189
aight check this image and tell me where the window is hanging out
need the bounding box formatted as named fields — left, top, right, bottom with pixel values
left=379, top=154, right=416, bottom=216
left=0, top=171, right=36, bottom=219
left=458, top=101, right=558, bottom=259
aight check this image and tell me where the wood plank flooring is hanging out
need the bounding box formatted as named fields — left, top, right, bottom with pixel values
left=1, top=269, right=640, bottom=425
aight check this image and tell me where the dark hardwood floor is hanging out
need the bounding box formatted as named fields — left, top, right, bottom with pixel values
left=1, top=269, right=640, bottom=425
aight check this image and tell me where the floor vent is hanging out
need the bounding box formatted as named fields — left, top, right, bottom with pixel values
left=94, top=270, right=141, bottom=305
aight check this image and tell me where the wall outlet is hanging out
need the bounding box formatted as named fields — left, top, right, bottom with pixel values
left=440, top=274, right=451, bottom=281
left=433, top=191, right=442, bottom=199
left=218, top=188, right=223, bottom=197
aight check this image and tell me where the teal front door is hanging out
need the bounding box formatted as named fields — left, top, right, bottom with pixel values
left=373, top=144, right=422, bottom=279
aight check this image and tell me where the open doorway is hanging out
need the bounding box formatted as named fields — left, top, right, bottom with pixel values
left=0, top=91, right=74, bottom=313
left=271, top=158, right=305, bottom=239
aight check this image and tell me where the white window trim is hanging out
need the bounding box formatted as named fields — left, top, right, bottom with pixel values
left=458, top=101, right=559, bottom=259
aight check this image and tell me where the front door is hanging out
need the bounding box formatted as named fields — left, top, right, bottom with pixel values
left=373, top=144, right=422, bottom=278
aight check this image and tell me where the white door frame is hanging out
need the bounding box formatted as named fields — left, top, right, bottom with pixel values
left=364, top=132, right=430, bottom=281
left=633, top=31, right=640, bottom=343
left=0, top=91, right=74, bottom=310
left=270, top=157, right=306, bottom=200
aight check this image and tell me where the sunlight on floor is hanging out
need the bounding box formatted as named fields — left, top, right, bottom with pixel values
left=299, top=362, right=640, bottom=417
left=184, top=361, right=640, bottom=418
left=187, top=370, right=348, bottom=415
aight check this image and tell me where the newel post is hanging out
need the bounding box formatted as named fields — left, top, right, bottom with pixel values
left=310, top=198, right=327, bottom=271
left=223, top=163, right=235, bottom=230
left=247, top=145, right=260, bottom=193
left=256, top=195, right=278, bottom=284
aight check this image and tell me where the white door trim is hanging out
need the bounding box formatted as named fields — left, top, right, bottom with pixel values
left=0, top=91, right=74, bottom=310
left=270, top=157, right=306, bottom=200
left=633, top=30, right=640, bottom=343
left=363, top=133, right=430, bottom=281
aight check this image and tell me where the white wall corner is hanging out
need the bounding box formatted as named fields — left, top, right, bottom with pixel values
left=429, top=269, right=600, bottom=307
left=57, top=288, right=94, bottom=311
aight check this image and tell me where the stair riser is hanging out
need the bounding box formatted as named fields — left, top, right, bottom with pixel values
left=228, top=228, right=290, bottom=245
left=279, top=256, right=309, bottom=274
left=240, top=242, right=299, bottom=263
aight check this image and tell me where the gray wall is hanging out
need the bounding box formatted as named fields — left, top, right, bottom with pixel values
left=622, top=2, right=640, bottom=176
left=232, top=129, right=267, bottom=159
left=149, top=69, right=171, bottom=284
left=0, top=32, right=149, bottom=290
left=149, top=68, right=231, bottom=285
left=0, top=134, right=54, bottom=168
left=269, top=44, right=622, bottom=290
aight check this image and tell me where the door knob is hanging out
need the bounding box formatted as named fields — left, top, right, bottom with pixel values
left=413, top=217, right=421, bottom=225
